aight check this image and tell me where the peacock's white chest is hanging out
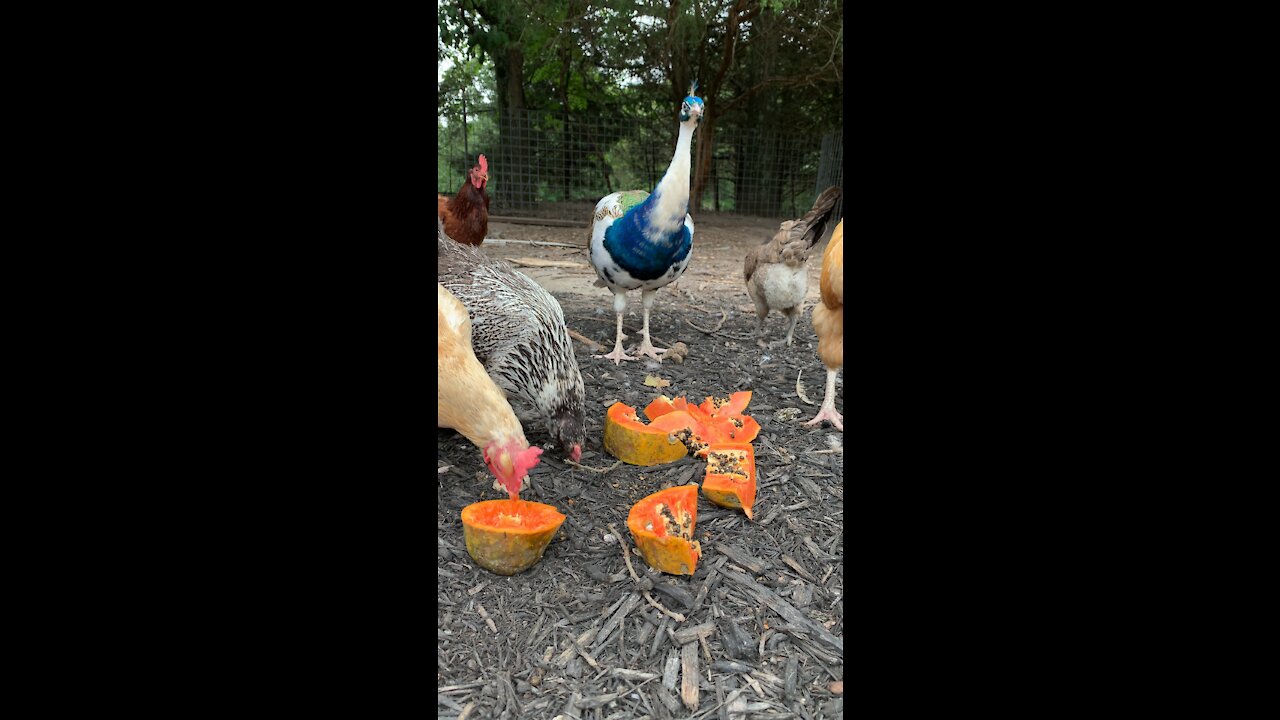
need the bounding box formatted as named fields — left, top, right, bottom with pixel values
left=758, top=264, right=808, bottom=309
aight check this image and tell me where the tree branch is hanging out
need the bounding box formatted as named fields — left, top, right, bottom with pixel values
left=718, top=64, right=839, bottom=114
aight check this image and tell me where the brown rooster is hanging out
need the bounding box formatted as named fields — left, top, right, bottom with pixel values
left=438, top=153, right=490, bottom=246
left=806, top=220, right=843, bottom=431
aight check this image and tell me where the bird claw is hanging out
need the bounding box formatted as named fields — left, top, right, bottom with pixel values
left=597, top=347, right=637, bottom=365
left=634, top=342, right=667, bottom=361
left=805, top=407, right=843, bottom=431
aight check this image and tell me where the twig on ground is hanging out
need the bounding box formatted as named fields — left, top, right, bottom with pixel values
left=686, top=310, right=727, bottom=334
left=566, top=458, right=623, bottom=475
left=609, top=523, right=687, bottom=623
left=567, top=328, right=603, bottom=351
left=483, top=238, right=582, bottom=247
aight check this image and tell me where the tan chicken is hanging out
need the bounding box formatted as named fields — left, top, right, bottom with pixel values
left=438, top=282, right=543, bottom=497
left=805, top=220, right=843, bottom=431
left=744, top=187, right=842, bottom=347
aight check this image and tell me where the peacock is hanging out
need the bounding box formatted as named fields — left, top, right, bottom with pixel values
left=588, top=82, right=704, bottom=364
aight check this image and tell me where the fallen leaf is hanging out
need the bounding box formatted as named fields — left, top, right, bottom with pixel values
left=796, top=369, right=815, bottom=405
left=644, top=375, right=671, bottom=388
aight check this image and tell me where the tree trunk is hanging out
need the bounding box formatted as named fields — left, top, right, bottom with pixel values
left=496, top=45, right=531, bottom=211
left=691, top=108, right=716, bottom=211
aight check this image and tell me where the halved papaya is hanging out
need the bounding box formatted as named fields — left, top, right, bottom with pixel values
left=626, top=484, right=701, bottom=575
left=604, top=402, right=688, bottom=466
left=698, top=390, right=752, bottom=418
left=461, top=499, right=566, bottom=575
left=701, top=443, right=757, bottom=520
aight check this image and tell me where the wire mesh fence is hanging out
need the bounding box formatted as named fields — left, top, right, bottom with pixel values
left=438, top=106, right=842, bottom=223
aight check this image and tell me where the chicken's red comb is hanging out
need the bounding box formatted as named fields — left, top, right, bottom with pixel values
left=477, top=154, right=488, bottom=174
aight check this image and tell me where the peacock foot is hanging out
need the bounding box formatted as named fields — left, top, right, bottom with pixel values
left=804, top=406, right=843, bottom=431
left=597, top=346, right=637, bottom=365
left=633, top=340, right=667, bottom=361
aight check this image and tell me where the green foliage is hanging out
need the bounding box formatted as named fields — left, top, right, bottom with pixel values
left=437, top=0, right=842, bottom=211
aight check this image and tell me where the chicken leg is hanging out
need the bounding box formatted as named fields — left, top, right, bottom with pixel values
left=633, top=289, right=667, bottom=360
left=804, top=367, right=843, bottom=431
left=598, top=291, right=636, bottom=365
left=753, top=294, right=771, bottom=348
left=782, top=305, right=803, bottom=347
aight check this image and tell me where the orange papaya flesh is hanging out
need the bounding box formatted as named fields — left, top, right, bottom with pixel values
left=701, top=443, right=757, bottom=520
left=649, top=410, right=718, bottom=458
left=626, top=484, right=701, bottom=575
left=698, top=390, right=753, bottom=418
left=461, top=499, right=566, bottom=575
left=643, top=395, right=679, bottom=421
left=714, top=414, right=761, bottom=444
left=604, top=402, right=688, bottom=466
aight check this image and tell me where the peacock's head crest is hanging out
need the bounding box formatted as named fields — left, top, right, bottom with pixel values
left=680, top=81, right=704, bottom=124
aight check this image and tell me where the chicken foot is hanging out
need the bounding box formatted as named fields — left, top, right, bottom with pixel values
left=804, top=367, right=843, bottom=431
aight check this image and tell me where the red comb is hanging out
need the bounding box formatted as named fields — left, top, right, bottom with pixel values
left=478, top=154, right=488, bottom=173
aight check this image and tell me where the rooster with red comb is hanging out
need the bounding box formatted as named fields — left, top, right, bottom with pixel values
left=438, top=153, right=491, bottom=247
left=438, top=282, right=543, bottom=497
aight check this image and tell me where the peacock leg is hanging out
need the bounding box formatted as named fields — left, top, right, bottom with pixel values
left=634, top=289, right=668, bottom=360
left=597, top=291, right=635, bottom=364
left=804, top=367, right=843, bottom=431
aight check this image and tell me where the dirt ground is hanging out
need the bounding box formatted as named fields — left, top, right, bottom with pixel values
left=438, top=213, right=844, bottom=720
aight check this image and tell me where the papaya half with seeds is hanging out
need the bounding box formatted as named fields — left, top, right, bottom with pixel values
left=626, top=484, right=701, bottom=576
left=461, top=499, right=566, bottom=575
left=604, top=402, right=689, bottom=466
left=701, top=442, right=757, bottom=520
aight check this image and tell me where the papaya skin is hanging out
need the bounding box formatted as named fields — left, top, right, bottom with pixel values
left=461, top=499, right=566, bottom=575
left=604, top=402, right=688, bottom=466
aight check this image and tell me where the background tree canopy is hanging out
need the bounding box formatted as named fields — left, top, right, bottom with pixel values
left=438, top=0, right=843, bottom=216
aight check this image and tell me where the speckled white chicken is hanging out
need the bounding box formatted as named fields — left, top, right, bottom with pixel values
left=437, top=220, right=586, bottom=461
left=743, top=186, right=843, bottom=347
